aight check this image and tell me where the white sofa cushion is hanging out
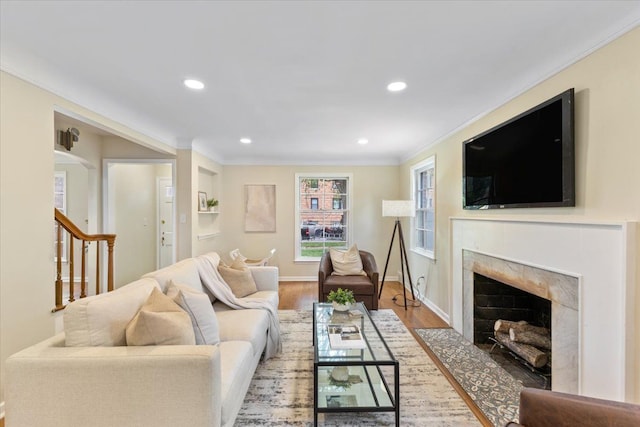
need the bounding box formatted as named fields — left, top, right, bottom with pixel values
left=215, top=309, right=269, bottom=357
left=218, top=340, right=254, bottom=427
left=64, top=277, right=160, bottom=347
left=126, top=288, right=195, bottom=346
left=143, top=258, right=214, bottom=301
left=166, top=281, right=220, bottom=345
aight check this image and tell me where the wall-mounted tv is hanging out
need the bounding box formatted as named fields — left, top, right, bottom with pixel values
left=463, top=88, right=575, bottom=209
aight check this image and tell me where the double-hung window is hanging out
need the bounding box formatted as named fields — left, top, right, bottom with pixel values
left=295, top=173, right=351, bottom=260
left=411, top=156, right=435, bottom=259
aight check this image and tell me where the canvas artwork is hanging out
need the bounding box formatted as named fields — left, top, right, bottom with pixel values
left=244, top=184, right=276, bottom=232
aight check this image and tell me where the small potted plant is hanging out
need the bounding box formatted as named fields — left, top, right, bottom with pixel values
left=206, top=198, right=218, bottom=211
left=327, top=288, right=355, bottom=311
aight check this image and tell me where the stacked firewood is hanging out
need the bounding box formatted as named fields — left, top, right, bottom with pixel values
left=494, top=320, right=551, bottom=368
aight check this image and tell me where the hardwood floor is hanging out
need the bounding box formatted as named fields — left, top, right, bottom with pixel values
left=279, top=280, right=449, bottom=328
left=279, top=280, right=492, bottom=426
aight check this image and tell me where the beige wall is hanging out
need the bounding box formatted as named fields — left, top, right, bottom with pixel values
left=174, top=149, right=224, bottom=260
left=218, top=165, right=400, bottom=278
left=400, top=28, right=640, bottom=400
left=0, top=71, right=176, bottom=402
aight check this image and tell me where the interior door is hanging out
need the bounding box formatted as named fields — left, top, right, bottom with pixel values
left=158, top=177, right=174, bottom=268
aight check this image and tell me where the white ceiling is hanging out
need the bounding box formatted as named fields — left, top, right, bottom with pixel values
left=2, top=1, right=639, bottom=165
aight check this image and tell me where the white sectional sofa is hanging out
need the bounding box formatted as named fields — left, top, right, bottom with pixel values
left=5, top=252, right=279, bottom=427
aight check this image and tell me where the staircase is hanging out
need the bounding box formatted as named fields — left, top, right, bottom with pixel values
left=53, top=208, right=116, bottom=311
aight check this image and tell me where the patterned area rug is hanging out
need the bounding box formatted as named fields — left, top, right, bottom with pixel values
left=414, top=328, right=522, bottom=426
left=236, top=310, right=480, bottom=426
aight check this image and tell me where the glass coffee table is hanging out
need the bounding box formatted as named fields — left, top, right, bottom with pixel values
left=313, top=302, right=399, bottom=426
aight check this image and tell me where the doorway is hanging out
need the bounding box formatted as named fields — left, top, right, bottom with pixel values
left=157, top=177, right=174, bottom=269
left=104, top=160, right=175, bottom=285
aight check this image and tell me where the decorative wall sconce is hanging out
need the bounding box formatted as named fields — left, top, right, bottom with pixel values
left=58, top=127, right=80, bottom=151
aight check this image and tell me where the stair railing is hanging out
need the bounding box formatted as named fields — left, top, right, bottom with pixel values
left=53, top=208, right=116, bottom=312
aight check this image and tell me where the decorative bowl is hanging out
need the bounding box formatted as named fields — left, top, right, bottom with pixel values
left=332, top=301, right=352, bottom=312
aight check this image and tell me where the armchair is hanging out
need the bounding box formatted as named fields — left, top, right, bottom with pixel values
left=318, top=250, right=379, bottom=310
left=506, top=388, right=640, bottom=427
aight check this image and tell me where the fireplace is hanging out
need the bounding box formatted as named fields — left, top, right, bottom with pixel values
left=451, top=217, right=636, bottom=401
left=462, top=250, right=577, bottom=392
left=473, top=273, right=552, bottom=388
left=473, top=273, right=551, bottom=345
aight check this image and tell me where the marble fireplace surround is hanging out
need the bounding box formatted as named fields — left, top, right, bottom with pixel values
left=450, top=217, right=636, bottom=402
left=463, top=250, right=579, bottom=393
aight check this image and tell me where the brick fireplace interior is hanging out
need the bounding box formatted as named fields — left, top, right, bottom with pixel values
left=474, top=273, right=551, bottom=344
left=473, top=273, right=552, bottom=389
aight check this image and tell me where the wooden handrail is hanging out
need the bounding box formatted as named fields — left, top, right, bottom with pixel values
left=53, top=208, right=116, bottom=312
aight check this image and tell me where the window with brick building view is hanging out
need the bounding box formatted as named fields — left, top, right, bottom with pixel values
left=296, top=174, right=351, bottom=259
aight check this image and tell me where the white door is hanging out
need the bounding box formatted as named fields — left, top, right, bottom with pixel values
left=158, top=177, right=174, bottom=268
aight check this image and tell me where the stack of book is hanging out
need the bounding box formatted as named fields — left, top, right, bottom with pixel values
left=327, top=324, right=366, bottom=349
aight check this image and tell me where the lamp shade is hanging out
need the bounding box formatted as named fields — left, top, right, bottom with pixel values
left=382, top=200, right=415, bottom=217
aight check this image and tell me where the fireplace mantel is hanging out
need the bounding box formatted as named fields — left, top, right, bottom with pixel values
left=450, top=217, right=636, bottom=402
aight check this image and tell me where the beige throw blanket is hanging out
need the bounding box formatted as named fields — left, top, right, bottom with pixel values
left=196, top=253, right=282, bottom=360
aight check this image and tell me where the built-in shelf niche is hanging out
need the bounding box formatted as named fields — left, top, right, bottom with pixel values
left=197, top=166, right=219, bottom=235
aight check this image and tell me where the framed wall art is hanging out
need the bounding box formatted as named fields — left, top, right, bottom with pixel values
left=198, top=191, right=208, bottom=212
left=244, top=184, right=276, bottom=232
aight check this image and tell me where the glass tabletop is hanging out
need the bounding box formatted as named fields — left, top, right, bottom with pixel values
left=313, top=302, right=396, bottom=364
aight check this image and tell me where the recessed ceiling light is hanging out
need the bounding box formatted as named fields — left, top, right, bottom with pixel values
left=357, top=138, right=369, bottom=145
left=387, top=81, right=407, bottom=92
left=183, top=79, right=205, bottom=90
left=240, top=138, right=252, bottom=144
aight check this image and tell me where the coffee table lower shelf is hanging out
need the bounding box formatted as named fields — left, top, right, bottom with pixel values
left=313, top=361, right=400, bottom=426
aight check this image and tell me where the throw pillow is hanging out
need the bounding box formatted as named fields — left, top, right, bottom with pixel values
left=64, top=277, right=160, bottom=347
left=218, top=262, right=258, bottom=298
left=166, top=280, right=220, bottom=345
left=329, top=244, right=366, bottom=276
left=126, top=287, right=195, bottom=346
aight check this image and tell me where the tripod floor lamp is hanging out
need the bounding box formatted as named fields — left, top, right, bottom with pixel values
left=378, top=200, right=416, bottom=310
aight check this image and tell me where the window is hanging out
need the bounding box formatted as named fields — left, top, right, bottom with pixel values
left=411, top=156, right=435, bottom=258
left=54, top=171, right=67, bottom=262
left=296, top=174, right=352, bottom=260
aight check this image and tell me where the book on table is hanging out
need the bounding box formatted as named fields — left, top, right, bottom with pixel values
left=327, top=324, right=366, bottom=349
left=326, top=394, right=357, bottom=408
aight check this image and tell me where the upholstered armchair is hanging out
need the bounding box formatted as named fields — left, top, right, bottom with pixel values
left=506, top=388, right=640, bottom=427
left=318, top=250, right=379, bottom=310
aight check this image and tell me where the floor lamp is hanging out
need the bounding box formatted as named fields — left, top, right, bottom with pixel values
left=378, top=200, right=416, bottom=310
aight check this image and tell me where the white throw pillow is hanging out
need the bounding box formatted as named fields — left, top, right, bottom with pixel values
left=126, top=288, right=195, bottom=346
left=166, top=280, right=220, bottom=345
left=329, top=244, right=366, bottom=276
left=64, top=278, right=160, bottom=347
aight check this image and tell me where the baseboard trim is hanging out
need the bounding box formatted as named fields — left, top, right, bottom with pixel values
left=421, top=297, right=450, bottom=324
left=279, top=276, right=316, bottom=282
left=397, top=282, right=450, bottom=324
left=280, top=276, right=400, bottom=282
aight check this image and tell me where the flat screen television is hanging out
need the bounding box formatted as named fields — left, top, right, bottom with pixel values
left=463, top=88, right=575, bottom=209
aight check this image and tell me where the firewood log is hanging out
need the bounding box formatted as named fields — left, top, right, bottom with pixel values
left=495, top=332, right=549, bottom=368
left=509, top=328, right=552, bottom=350
left=494, top=319, right=527, bottom=334
left=494, top=319, right=550, bottom=337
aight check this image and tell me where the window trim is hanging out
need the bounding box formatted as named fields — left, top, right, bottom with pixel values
left=410, top=155, right=436, bottom=260
left=295, top=173, right=353, bottom=262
